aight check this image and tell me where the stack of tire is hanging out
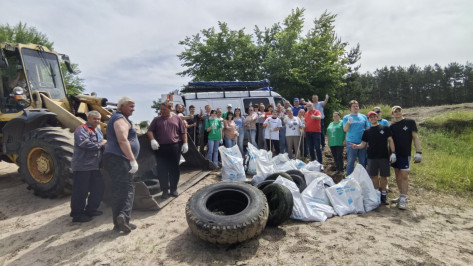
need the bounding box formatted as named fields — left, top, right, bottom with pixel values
left=185, top=170, right=306, bottom=244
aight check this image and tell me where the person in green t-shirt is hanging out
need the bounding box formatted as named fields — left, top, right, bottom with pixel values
left=326, top=112, right=346, bottom=172
left=205, top=110, right=223, bottom=167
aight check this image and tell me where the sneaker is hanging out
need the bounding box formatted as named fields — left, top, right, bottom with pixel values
left=397, top=198, right=407, bottom=210
left=113, top=223, right=136, bottom=231
left=86, top=210, right=103, bottom=217
left=129, top=223, right=137, bottom=230
left=380, top=194, right=388, bottom=205
left=116, top=214, right=131, bottom=233
left=391, top=197, right=408, bottom=204
left=170, top=190, right=179, bottom=197
left=72, top=215, right=92, bottom=223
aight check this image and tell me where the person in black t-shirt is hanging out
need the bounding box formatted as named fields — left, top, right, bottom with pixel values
left=351, top=111, right=396, bottom=205
left=186, top=105, right=200, bottom=144
left=389, top=106, right=422, bottom=210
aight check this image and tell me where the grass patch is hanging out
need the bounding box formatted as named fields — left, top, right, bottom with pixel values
left=412, top=111, right=473, bottom=196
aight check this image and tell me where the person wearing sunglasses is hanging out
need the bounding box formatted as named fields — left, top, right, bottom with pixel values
left=373, top=106, right=390, bottom=126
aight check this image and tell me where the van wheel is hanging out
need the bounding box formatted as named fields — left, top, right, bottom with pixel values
left=186, top=182, right=269, bottom=244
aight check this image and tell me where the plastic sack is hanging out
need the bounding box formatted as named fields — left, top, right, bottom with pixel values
left=293, top=159, right=306, bottom=169
left=251, top=174, right=265, bottom=184
left=246, top=143, right=259, bottom=175
left=301, top=160, right=322, bottom=172
left=325, top=178, right=365, bottom=216
left=274, top=177, right=327, bottom=222
left=271, top=153, right=290, bottom=165
left=301, top=170, right=331, bottom=186
left=347, top=164, right=380, bottom=212
left=246, top=143, right=274, bottom=176
left=302, top=177, right=336, bottom=218
left=218, top=145, right=246, bottom=182
left=275, top=160, right=298, bottom=172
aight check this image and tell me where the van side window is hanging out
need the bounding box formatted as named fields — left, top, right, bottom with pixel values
left=274, top=97, right=284, bottom=107
left=243, top=98, right=270, bottom=113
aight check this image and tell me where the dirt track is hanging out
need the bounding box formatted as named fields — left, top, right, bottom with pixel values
left=1, top=103, right=473, bottom=265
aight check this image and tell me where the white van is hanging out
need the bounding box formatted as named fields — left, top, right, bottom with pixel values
left=160, top=81, right=288, bottom=115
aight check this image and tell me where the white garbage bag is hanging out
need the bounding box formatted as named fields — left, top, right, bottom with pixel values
left=246, top=143, right=259, bottom=175
left=302, top=176, right=336, bottom=217
left=293, top=159, right=306, bottom=169
left=301, top=160, right=322, bottom=172
left=347, top=164, right=380, bottom=212
left=271, top=153, right=290, bottom=165
left=251, top=174, right=265, bottom=184
left=301, top=170, right=331, bottom=186
left=274, top=177, right=327, bottom=222
left=218, top=145, right=246, bottom=182
left=325, top=178, right=365, bottom=216
left=275, top=160, right=298, bottom=172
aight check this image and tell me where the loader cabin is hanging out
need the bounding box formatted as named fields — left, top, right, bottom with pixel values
left=0, top=43, right=71, bottom=115
left=161, top=80, right=288, bottom=115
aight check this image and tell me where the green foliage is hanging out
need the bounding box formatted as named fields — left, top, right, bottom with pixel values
left=413, top=111, right=473, bottom=195
left=61, top=62, right=85, bottom=94
left=341, top=62, right=473, bottom=108
left=151, top=100, right=161, bottom=114
left=1, top=22, right=85, bottom=95
left=139, top=121, right=149, bottom=129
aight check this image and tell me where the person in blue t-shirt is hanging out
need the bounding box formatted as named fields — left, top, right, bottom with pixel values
left=292, top=98, right=305, bottom=117
left=373, top=106, right=390, bottom=126
left=343, top=100, right=370, bottom=176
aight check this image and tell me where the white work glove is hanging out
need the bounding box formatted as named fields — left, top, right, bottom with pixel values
left=325, top=94, right=329, bottom=99
left=413, top=153, right=422, bottom=163
left=390, top=153, right=397, bottom=163
left=150, top=139, right=160, bottom=150
left=129, top=160, right=138, bottom=174
left=219, top=139, right=223, bottom=145
left=348, top=117, right=354, bottom=124
left=181, top=143, right=189, bottom=154
left=236, top=132, right=239, bottom=136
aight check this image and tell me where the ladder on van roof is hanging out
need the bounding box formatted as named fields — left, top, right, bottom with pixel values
left=183, top=80, right=273, bottom=98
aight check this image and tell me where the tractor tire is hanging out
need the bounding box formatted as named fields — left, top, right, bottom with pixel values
left=262, top=183, right=294, bottom=226
left=186, top=182, right=269, bottom=244
left=18, top=127, right=74, bottom=198
left=264, top=172, right=293, bottom=182
left=288, top=174, right=307, bottom=192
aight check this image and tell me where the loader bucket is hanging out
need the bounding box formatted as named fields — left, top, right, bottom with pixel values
left=102, top=133, right=213, bottom=211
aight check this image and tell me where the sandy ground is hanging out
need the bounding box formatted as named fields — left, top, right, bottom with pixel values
left=1, top=103, right=473, bottom=265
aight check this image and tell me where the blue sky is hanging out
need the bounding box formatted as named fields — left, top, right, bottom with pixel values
left=3, top=0, right=472, bottom=123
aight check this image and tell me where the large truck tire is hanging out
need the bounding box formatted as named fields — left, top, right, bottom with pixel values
left=262, top=183, right=294, bottom=226
left=18, top=127, right=74, bottom=198
left=186, top=182, right=269, bottom=244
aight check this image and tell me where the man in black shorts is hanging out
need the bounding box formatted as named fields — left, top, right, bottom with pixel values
left=351, top=111, right=396, bottom=205
left=389, top=106, right=422, bottom=210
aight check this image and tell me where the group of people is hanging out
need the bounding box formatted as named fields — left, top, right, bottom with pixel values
left=327, top=101, right=422, bottom=209
left=69, top=94, right=422, bottom=233
left=69, top=98, right=188, bottom=234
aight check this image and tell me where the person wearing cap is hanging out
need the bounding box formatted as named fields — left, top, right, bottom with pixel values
left=343, top=100, right=370, bottom=176
left=351, top=111, right=395, bottom=205
left=312, top=94, right=329, bottom=150
left=222, top=104, right=233, bottom=120
left=389, top=105, right=422, bottom=210
left=292, top=98, right=304, bottom=117
left=373, top=106, right=389, bottom=126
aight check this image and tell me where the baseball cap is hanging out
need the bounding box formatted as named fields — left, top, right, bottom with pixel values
left=391, top=105, right=402, bottom=112
left=367, top=111, right=377, bottom=117
left=293, top=98, right=299, bottom=102
left=227, top=103, right=232, bottom=107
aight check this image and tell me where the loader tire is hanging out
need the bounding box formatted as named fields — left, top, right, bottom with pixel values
left=255, top=180, right=274, bottom=191
left=18, top=127, right=74, bottom=198
left=262, top=183, right=294, bottom=226
left=186, top=182, right=269, bottom=244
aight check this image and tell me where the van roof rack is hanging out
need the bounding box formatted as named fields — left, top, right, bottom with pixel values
left=183, top=80, right=270, bottom=92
